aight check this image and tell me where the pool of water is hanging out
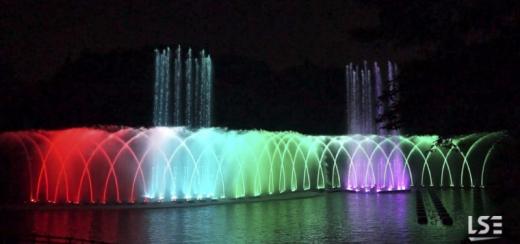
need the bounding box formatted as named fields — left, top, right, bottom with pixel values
left=0, top=189, right=497, bottom=243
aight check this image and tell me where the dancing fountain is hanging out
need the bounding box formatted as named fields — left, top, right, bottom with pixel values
left=0, top=54, right=507, bottom=205
left=0, top=129, right=504, bottom=204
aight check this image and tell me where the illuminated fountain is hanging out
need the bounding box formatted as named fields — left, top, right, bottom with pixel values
left=345, top=61, right=407, bottom=192
left=0, top=54, right=506, bottom=205
left=154, top=46, right=212, bottom=127
left=0, top=129, right=505, bottom=204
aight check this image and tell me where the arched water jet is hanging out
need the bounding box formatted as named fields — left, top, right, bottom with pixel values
left=0, top=129, right=505, bottom=204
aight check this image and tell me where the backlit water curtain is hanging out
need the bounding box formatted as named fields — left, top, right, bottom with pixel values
left=0, top=129, right=504, bottom=204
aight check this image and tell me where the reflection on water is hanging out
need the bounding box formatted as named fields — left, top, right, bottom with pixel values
left=0, top=189, right=496, bottom=243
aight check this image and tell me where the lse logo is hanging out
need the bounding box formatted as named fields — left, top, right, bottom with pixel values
left=468, top=216, right=502, bottom=242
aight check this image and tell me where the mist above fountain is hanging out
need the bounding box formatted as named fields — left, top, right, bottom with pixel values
left=154, top=46, right=213, bottom=127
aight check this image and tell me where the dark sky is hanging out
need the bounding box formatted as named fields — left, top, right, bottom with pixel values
left=1, top=1, right=417, bottom=83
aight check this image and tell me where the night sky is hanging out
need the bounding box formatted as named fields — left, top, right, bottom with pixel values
left=1, top=1, right=519, bottom=134
left=1, top=1, right=417, bottom=83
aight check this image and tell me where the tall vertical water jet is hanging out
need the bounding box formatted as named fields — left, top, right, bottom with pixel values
left=205, top=54, right=213, bottom=127
left=152, top=46, right=213, bottom=127
left=185, top=49, right=193, bottom=127
left=346, top=61, right=398, bottom=135
left=194, top=58, right=200, bottom=126
left=165, top=49, right=171, bottom=125
left=197, top=50, right=214, bottom=127
left=200, top=50, right=207, bottom=127
left=153, top=49, right=160, bottom=126
left=174, top=45, right=183, bottom=125
left=153, top=48, right=172, bottom=126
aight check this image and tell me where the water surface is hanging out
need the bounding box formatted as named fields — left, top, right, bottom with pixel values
left=0, top=189, right=496, bottom=243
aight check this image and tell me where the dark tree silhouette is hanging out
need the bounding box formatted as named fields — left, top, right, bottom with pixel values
left=353, top=0, right=520, bottom=136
